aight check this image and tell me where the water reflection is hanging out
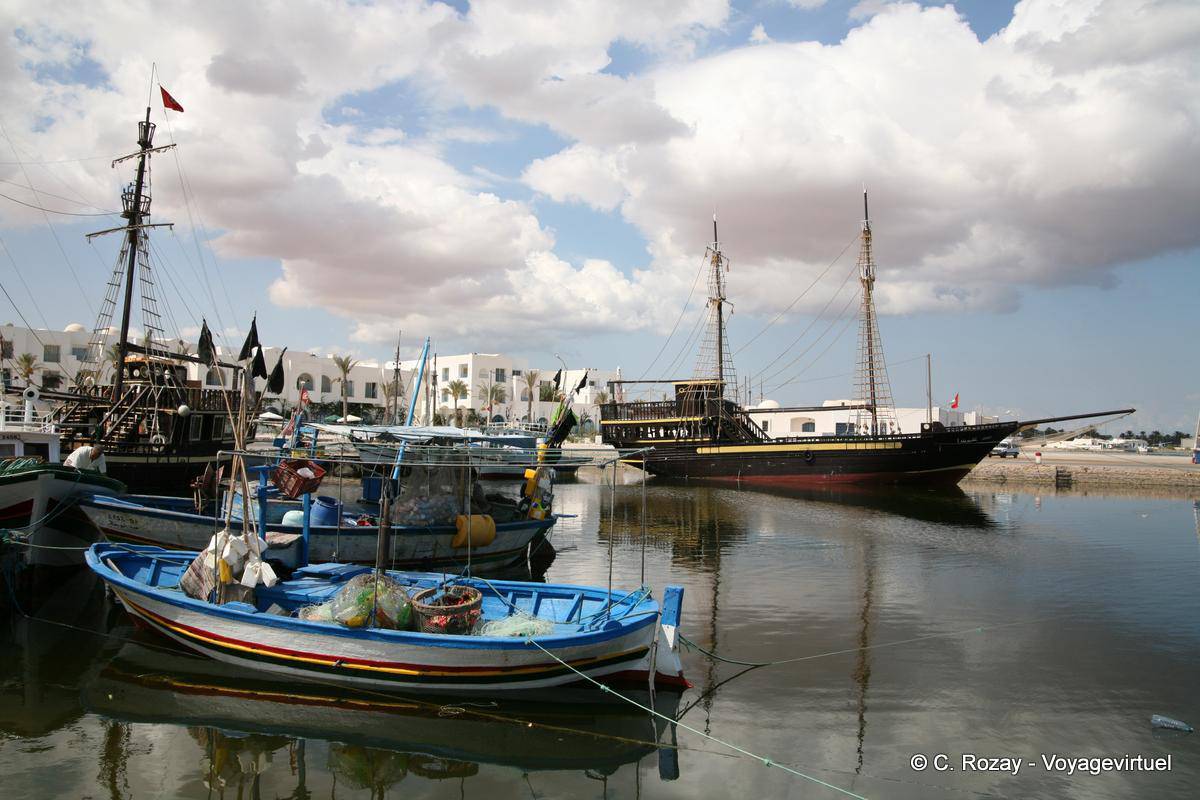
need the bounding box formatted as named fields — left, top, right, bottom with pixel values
left=81, top=639, right=680, bottom=788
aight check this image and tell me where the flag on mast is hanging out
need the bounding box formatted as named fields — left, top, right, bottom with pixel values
left=160, top=86, right=185, bottom=112
left=950, top=393, right=960, bottom=409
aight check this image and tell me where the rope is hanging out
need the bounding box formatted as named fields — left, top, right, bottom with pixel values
left=526, top=639, right=869, bottom=798
left=679, top=611, right=1090, bottom=670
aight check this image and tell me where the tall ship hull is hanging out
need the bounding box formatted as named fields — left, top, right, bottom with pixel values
left=603, top=416, right=1019, bottom=486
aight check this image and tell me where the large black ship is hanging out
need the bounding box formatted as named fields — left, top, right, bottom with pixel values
left=6, top=104, right=258, bottom=493
left=601, top=200, right=1130, bottom=486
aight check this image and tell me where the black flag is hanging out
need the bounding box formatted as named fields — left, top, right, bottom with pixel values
left=574, top=371, right=588, bottom=393
left=251, top=346, right=268, bottom=379
left=197, top=319, right=215, bottom=365
left=551, top=369, right=562, bottom=390
left=238, top=316, right=260, bottom=361
left=267, top=348, right=287, bottom=394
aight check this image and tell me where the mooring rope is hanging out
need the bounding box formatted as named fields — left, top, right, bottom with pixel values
left=527, top=639, right=869, bottom=799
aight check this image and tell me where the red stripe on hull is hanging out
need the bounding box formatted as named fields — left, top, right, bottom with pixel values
left=696, top=468, right=973, bottom=486
left=125, top=595, right=606, bottom=676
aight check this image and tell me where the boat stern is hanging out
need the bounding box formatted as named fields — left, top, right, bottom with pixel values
left=653, top=585, right=688, bottom=689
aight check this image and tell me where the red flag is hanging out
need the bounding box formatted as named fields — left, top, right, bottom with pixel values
left=160, top=86, right=184, bottom=112
left=950, top=392, right=959, bottom=409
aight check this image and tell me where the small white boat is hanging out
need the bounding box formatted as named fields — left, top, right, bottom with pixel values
left=87, top=544, right=686, bottom=694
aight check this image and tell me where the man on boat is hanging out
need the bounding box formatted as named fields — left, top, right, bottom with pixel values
left=65, top=444, right=107, bottom=474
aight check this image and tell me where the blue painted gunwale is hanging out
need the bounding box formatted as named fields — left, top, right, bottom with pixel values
left=81, top=494, right=556, bottom=539
left=86, top=544, right=660, bottom=652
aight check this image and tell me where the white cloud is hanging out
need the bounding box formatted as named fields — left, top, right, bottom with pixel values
left=528, top=0, right=1200, bottom=316
left=749, top=23, right=771, bottom=44
left=0, top=0, right=1196, bottom=354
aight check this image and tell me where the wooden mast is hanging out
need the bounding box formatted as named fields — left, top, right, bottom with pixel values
left=111, top=107, right=154, bottom=402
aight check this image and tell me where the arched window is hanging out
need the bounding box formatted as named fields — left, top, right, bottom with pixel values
left=296, top=373, right=314, bottom=391
left=536, top=417, right=548, bottom=426
left=205, top=367, right=223, bottom=386
left=320, top=375, right=332, bottom=393
left=491, top=414, right=505, bottom=423
left=520, top=391, right=529, bottom=402
left=790, top=417, right=815, bottom=433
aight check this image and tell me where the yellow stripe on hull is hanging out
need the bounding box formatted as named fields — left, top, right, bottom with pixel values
left=696, top=441, right=904, bottom=455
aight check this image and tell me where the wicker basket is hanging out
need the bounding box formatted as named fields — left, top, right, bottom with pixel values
left=411, top=585, right=483, bottom=635
left=272, top=458, right=326, bottom=499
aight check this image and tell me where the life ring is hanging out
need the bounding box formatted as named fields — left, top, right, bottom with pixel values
left=803, top=450, right=814, bottom=463
left=150, top=433, right=168, bottom=452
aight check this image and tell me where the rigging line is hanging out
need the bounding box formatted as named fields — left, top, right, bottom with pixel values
left=774, top=354, right=929, bottom=388
left=167, top=228, right=231, bottom=347
left=0, top=189, right=120, bottom=217
left=143, top=236, right=187, bottom=342
left=660, top=297, right=711, bottom=380
left=527, top=640, right=869, bottom=799
left=0, top=178, right=121, bottom=214
left=734, top=232, right=860, bottom=356
left=764, top=300, right=859, bottom=395
left=158, top=107, right=240, bottom=341
left=0, top=236, right=54, bottom=335
left=0, top=238, right=80, bottom=385
left=758, top=280, right=859, bottom=386
left=749, top=259, right=859, bottom=379
left=0, top=118, right=96, bottom=320
left=149, top=238, right=205, bottom=334
left=637, top=253, right=708, bottom=380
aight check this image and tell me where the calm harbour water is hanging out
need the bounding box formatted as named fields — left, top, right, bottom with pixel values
left=3, top=482, right=1199, bottom=799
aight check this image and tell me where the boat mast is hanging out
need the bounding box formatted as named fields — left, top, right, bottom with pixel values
left=391, top=329, right=402, bottom=425
left=852, top=190, right=897, bottom=435
left=694, top=215, right=736, bottom=399
left=111, top=107, right=154, bottom=402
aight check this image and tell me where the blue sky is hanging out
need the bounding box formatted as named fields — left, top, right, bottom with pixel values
left=0, top=0, right=1196, bottom=433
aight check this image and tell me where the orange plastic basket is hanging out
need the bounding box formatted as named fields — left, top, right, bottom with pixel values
left=272, top=458, right=326, bottom=498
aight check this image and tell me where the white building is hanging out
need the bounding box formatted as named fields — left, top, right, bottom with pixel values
left=398, top=352, right=619, bottom=432
left=1, top=325, right=621, bottom=431
left=0, top=322, right=396, bottom=417
left=746, top=398, right=999, bottom=438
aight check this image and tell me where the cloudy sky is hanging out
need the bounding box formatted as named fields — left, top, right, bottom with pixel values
left=0, top=0, right=1196, bottom=432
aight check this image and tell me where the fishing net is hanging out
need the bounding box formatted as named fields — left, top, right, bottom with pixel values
left=298, top=573, right=413, bottom=630
left=479, top=612, right=555, bottom=638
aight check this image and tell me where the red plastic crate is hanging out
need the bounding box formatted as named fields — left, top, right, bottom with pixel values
left=272, top=458, right=326, bottom=498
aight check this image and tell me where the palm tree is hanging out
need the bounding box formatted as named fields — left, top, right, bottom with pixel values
left=446, top=379, right=468, bottom=426
left=381, top=381, right=404, bottom=423
left=105, top=343, right=123, bottom=384
left=522, top=369, right=539, bottom=423
left=331, top=354, right=359, bottom=422
left=15, top=353, right=41, bottom=387
left=595, top=390, right=609, bottom=405
left=478, top=378, right=506, bottom=422
left=538, top=381, right=557, bottom=402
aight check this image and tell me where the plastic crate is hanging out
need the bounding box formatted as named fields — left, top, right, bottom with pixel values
left=272, top=459, right=326, bottom=499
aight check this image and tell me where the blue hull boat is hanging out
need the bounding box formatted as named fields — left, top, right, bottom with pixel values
left=86, top=544, right=686, bottom=695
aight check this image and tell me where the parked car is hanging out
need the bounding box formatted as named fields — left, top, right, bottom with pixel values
left=989, top=440, right=1020, bottom=458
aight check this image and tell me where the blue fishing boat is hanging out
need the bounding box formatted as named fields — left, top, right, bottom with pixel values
left=78, top=489, right=554, bottom=573
left=85, top=544, right=686, bottom=694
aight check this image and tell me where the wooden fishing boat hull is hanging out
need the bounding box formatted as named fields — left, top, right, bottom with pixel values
left=618, top=422, right=1022, bottom=486
left=0, top=466, right=125, bottom=566
left=86, top=545, right=686, bottom=695
left=78, top=494, right=555, bottom=573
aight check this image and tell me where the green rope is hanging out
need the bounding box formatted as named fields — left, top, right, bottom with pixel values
left=526, top=639, right=870, bottom=799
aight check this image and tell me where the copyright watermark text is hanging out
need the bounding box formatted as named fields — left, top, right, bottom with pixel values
left=908, top=753, right=1172, bottom=776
